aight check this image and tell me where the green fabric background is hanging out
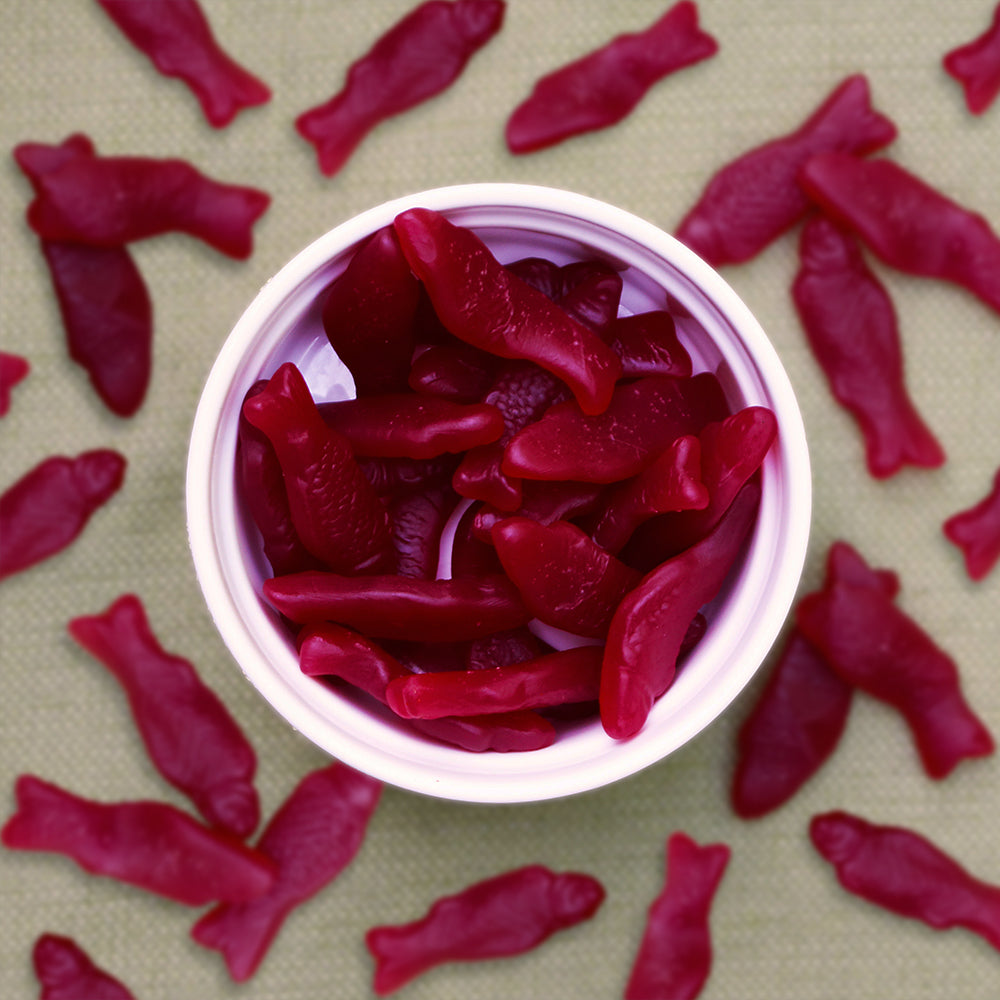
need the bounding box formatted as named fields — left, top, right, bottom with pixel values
left=3, top=1, right=1000, bottom=996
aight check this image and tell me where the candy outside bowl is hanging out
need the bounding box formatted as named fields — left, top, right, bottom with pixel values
left=185, top=183, right=811, bottom=804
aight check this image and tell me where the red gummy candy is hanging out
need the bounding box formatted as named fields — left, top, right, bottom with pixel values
left=943, top=465, right=1000, bottom=581
left=27, top=151, right=270, bottom=259
left=625, top=832, right=730, bottom=1000
left=943, top=3, right=1000, bottom=115
left=0, top=450, right=126, bottom=582
left=33, top=934, right=137, bottom=1000
left=365, top=865, right=605, bottom=994
left=0, top=351, right=30, bottom=416
left=192, top=763, right=382, bottom=981
left=506, top=1, right=718, bottom=153
left=1, top=775, right=275, bottom=906
left=14, top=135, right=153, bottom=417
left=675, top=75, right=896, bottom=265
left=296, top=1, right=504, bottom=176
left=792, top=213, right=944, bottom=478
left=96, top=0, right=271, bottom=127
left=68, top=594, right=260, bottom=838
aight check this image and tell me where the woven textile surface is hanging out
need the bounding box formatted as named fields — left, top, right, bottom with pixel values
left=2, top=2, right=999, bottom=997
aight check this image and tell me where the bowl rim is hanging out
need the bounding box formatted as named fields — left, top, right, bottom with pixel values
left=186, top=182, right=811, bottom=804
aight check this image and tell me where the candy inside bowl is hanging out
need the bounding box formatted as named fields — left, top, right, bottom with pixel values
left=186, top=183, right=810, bottom=804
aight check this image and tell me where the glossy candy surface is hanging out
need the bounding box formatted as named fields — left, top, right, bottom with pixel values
left=502, top=374, right=728, bottom=484
left=299, top=623, right=557, bottom=753
left=242, top=363, right=395, bottom=575
left=394, top=207, right=622, bottom=416
left=385, top=646, right=603, bottom=719
left=321, top=226, right=420, bottom=395
left=319, top=393, right=504, bottom=459
left=492, top=516, right=640, bottom=637
left=264, top=571, right=531, bottom=639
left=601, top=483, right=760, bottom=739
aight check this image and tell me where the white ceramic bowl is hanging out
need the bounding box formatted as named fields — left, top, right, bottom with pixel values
left=186, top=183, right=811, bottom=804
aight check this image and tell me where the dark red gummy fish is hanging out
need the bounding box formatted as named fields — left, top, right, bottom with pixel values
left=943, top=465, right=1000, bottom=581
left=68, top=593, right=260, bottom=838
left=506, top=1, right=718, bottom=153
left=192, top=763, right=382, bottom=981
left=0, top=450, right=126, bottom=581
left=0, top=351, right=30, bottom=416
left=365, top=864, right=605, bottom=994
left=32, top=934, right=137, bottom=1000
left=625, top=832, right=730, bottom=1000
left=799, top=151, right=1000, bottom=318
left=942, top=3, right=1000, bottom=115
left=95, top=0, right=271, bottom=126
left=26, top=151, right=270, bottom=259
left=14, top=134, right=153, bottom=417
left=1, top=775, right=275, bottom=906
left=811, top=810, right=1000, bottom=952
left=296, top=0, right=505, bottom=176
left=791, top=213, right=944, bottom=478
left=675, top=74, right=896, bottom=265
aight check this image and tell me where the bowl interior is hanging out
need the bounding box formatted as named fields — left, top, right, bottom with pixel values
left=186, top=184, right=811, bottom=804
